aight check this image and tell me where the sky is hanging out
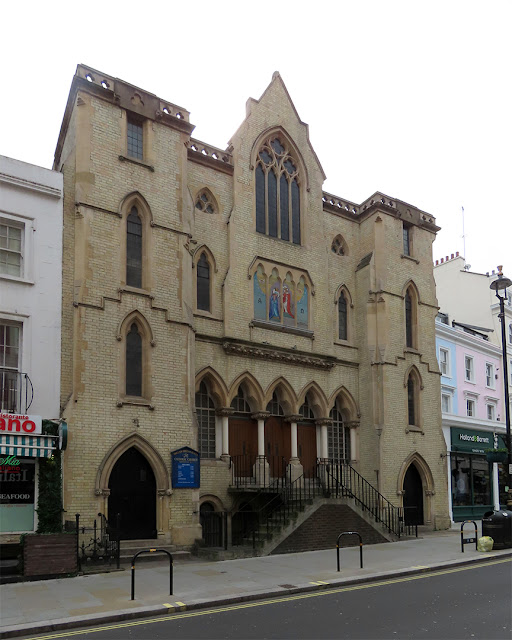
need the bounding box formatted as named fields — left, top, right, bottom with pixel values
left=1, top=0, right=510, bottom=276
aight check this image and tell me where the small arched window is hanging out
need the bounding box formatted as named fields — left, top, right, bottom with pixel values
left=338, top=291, right=348, bottom=341
left=197, top=252, right=211, bottom=312
left=230, top=386, right=251, bottom=413
left=195, top=190, right=216, bottom=214
left=266, top=392, right=284, bottom=416
left=299, top=396, right=315, bottom=420
left=195, top=381, right=216, bottom=458
left=331, top=235, right=346, bottom=256
left=126, top=206, right=142, bottom=288
left=126, top=323, right=142, bottom=396
left=407, top=373, right=417, bottom=426
left=255, top=136, right=301, bottom=244
left=328, top=406, right=350, bottom=462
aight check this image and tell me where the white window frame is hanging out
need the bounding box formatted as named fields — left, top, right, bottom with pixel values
left=0, top=212, right=35, bottom=283
left=466, top=398, right=476, bottom=417
left=441, top=393, right=451, bottom=414
left=464, top=355, right=474, bottom=382
left=485, top=362, right=494, bottom=389
left=486, top=403, right=496, bottom=421
left=439, top=347, right=450, bottom=376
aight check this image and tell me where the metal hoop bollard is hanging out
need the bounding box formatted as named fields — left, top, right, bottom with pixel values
left=336, top=531, right=363, bottom=572
left=131, top=549, right=173, bottom=600
left=460, top=521, right=478, bottom=553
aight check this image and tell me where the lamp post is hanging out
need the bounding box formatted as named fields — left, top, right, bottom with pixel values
left=490, top=266, right=512, bottom=509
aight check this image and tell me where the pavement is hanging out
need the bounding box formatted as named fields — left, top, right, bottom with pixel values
left=1, top=522, right=511, bottom=639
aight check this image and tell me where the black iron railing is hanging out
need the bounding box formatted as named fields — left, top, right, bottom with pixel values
left=72, top=512, right=121, bottom=570
left=319, top=459, right=405, bottom=537
left=200, top=511, right=228, bottom=549
left=0, top=371, right=33, bottom=414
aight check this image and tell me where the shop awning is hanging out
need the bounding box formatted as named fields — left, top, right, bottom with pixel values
left=0, top=434, right=57, bottom=458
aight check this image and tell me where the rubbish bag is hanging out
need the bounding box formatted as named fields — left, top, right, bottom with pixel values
left=477, top=536, right=494, bottom=552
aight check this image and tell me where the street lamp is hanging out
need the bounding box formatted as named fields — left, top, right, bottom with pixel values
left=490, top=266, right=512, bottom=509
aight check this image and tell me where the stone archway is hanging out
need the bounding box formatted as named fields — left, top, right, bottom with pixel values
left=95, top=432, right=171, bottom=539
left=397, top=453, right=435, bottom=526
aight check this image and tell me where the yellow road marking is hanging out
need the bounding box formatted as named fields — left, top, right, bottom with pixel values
left=411, top=565, right=428, bottom=569
left=27, top=558, right=511, bottom=640
left=162, top=603, right=173, bottom=609
left=175, top=601, right=187, bottom=610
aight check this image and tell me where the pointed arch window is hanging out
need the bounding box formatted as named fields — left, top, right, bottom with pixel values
left=338, top=291, right=348, bottom=341
left=230, top=387, right=251, bottom=413
left=404, top=286, right=418, bottom=349
left=255, top=136, right=301, bottom=244
left=266, top=392, right=284, bottom=416
left=328, top=406, right=350, bottom=462
left=127, top=206, right=142, bottom=288
left=299, top=396, right=315, bottom=421
left=195, top=381, right=216, bottom=458
left=126, top=323, right=142, bottom=396
left=407, top=373, right=418, bottom=427
left=197, top=252, right=211, bottom=312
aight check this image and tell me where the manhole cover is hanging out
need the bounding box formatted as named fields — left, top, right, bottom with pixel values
left=279, top=584, right=297, bottom=589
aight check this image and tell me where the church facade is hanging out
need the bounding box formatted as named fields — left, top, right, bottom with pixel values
left=54, top=65, right=450, bottom=546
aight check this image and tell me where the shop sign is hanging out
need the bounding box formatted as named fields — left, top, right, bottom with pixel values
left=0, top=414, right=42, bottom=435
left=171, top=447, right=200, bottom=488
left=451, top=427, right=492, bottom=454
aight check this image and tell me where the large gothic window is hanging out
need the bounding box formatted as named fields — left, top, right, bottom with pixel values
left=328, top=407, right=350, bottom=462
left=195, top=382, right=216, bottom=458
left=126, top=323, right=142, bottom=396
left=255, top=136, right=301, bottom=244
left=127, top=206, right=142, bottom=288
left=338, top=291, right=348, bottom=341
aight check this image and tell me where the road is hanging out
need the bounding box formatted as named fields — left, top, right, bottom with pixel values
left=23, top=559, right=512, bottom=640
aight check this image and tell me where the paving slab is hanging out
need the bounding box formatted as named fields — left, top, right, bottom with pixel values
left=1, top=523, right=511, bottom=639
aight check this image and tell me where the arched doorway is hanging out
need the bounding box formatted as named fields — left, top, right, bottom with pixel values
left=403, top=463, right=424, bottom=525
left=108, top=447, right=157, bottom=539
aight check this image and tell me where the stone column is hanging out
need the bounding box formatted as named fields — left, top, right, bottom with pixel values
left=285, top=415, right=303, bottom=483
left=251, top=411, right=270, bottom=485
left=216, top=407, right=234, bottom=462
left=346, top=420, right=359, bottom=463
left=315, top=418, right=332, bottom=483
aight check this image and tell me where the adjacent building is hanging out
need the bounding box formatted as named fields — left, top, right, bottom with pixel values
left=0, top=155, right=63, bottom=540
left=53, top=65, right=450, bottom=547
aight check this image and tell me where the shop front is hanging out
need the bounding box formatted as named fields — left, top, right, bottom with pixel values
left=450, top=427, right=506, bottom=521
left=0, top=415, right=58, bottom=535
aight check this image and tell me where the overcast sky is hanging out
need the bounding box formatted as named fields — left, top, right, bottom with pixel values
left=2, top=1, right=510, bottom=275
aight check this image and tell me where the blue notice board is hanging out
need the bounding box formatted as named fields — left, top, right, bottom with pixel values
left=171, top=447, right=200, bottom=488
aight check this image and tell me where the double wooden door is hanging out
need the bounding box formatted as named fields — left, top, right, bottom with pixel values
left=298, top=423, right=317, bottom=478
left=265, top=417, right=290, bottom=477
left=229, top=418, right=257, bottom=476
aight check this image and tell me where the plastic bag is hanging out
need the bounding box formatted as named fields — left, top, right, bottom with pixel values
left=477, top=536, right=494, bottom=552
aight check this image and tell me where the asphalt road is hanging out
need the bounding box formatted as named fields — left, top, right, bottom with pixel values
left=23, top=559, right=512, bottom=640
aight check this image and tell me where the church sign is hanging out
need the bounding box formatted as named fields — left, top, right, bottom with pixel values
left=171, top=447, right=200, bottom=488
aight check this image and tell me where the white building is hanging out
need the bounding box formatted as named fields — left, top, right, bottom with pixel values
left=0, top=155, right=63, bottom=537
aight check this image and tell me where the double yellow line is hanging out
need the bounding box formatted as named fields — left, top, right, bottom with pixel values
left=25, top=558, right=511, bottom=639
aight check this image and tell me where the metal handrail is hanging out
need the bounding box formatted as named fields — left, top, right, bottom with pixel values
left=0, top=371, right=34, bottom=413
left=319, top=459, right=402, bottom=537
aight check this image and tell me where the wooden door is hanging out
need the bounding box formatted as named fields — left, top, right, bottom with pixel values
left=229, top=418, right=257, bottom=477
left=298, top=423, right=317, bottom=478
left=264, top=417, right=290, bottom=477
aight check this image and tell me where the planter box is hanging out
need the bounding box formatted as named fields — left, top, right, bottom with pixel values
left=486, top=451, right=508, bottom=464
left=23, top=533, right=77, bottom=577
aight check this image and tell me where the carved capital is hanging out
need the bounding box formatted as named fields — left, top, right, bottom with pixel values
left=284, top=414, right=302, bottom=423
left=345, top=421, right=360, bottom=429
left=425, top=490, right=435, bottom=497
left=95, top=488, right=110, bottom=497
left=216, top=407, right=234, bottom=417
left=251, top=411, right=270, bottom=421
left=158, top=489, right=172, bottom=497
left=397, top=490, right=405, bottom=496
left=315, top=417, right=332, bottom=427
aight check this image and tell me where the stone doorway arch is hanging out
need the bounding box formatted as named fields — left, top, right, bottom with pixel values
left=95, top=432, right=171, bottom=539
left=397, top=453, right=435, bottom=526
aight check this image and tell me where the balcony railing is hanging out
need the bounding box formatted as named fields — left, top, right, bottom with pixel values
left=0, top=371, right=34, bottom=414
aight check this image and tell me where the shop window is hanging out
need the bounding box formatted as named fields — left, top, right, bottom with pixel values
left=439, top=348, right=450, bottom=376
left=0, top=459, right=36, bottom=533
left=126, top=206, right=143, bottom=288
left=0, top=322, right=21, bottom=413
left=255, top=136, right=301, bottom=244
left=195, top=381, right=216, bottom=459
left=328, top=407, right=350, bottom=462
left=451, top=453, right=491, bottom=509
left=466, top=399, right=475, bottom=417
left=465, top=356, right=474, bottom=382
left=127, top=115, right=143, bottom=160
left=485, top=362, right=494, bottom=388
left=196, top=252, right=211, bottom=312
left=0, top=221, right=23, bottom=277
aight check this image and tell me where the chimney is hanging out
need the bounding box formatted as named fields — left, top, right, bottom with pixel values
left=451, top=253, right=454, bottom=259
left=446, top=256, right=449, bottom=261
left=435, top=260, right=439, bottom=265
left=441, top=258, right=444, bottom=263
left=456, top=251, right=459, bottom=257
